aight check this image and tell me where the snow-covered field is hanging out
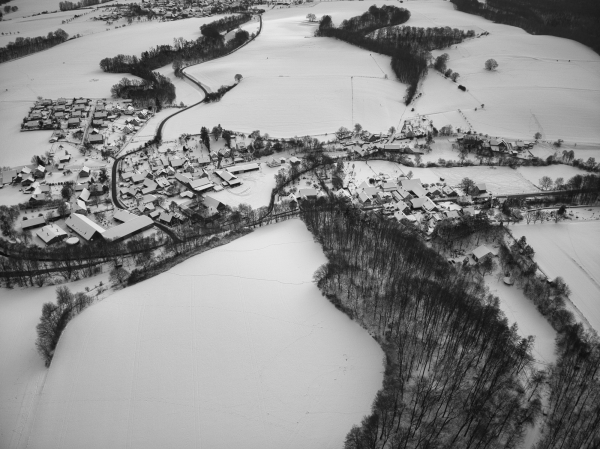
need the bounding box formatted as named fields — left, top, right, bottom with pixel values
left=485, top=275, right=556, bottom=366
left=0, top=273, right=109, bottom=449
left=511, top=222, right=600, bottom=333
left=25, top=220, right=384, bottom=449
left=163, top=2, right=409, bottom=140
left=431, top=166, right=538, bottom=194
left=404, top=2, right=600, bottom=144
left=0, top=16, right=220, bottom=167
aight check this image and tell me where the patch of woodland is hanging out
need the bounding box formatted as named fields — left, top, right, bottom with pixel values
left=451, top=0, right=600, bottom=55
left=303, top=200, right=540, bottom=448
left=315, top=5, right=473, bottom=104
left=0, top=29, right=69, bottom=64
left=99, top=14, right=253, bottom=108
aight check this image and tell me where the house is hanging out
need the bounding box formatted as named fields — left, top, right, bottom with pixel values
left=381, top=181, right=398, bottom=192
left=74, top=200, right=88, bottom=214
left=410, top=196, right=437, bottom=212
left=289, top=157, right=301, bottom=165
left=169, top=157, right=186, bottom=169
left=29, top=194, right=47, bottom=205
left=363, top=186, right=379, bottom=198
left=203, top=195, right=226, bottom=215
left=102, top=215, right=154, bottom=242
left=56, top=149, right=71, bottom=163
left=159, top=212, right=174, bottom=225
left=472, top=245, right=494, bottom=263
left=21, top=175, right=35, bottom=187
left=401, top=179, right=427, bottom=198
left=88, top=133, right=104, bottom=144
left=142, top=194, right=158, bottom=205
left=442, top=186, right=457, bottom=197
left=358, top=190, right=373, bottom=205
left=65, top=213, right=106, bottom=240
left=67, top=118, right=80, bottom=128
left=21, top=216, right=47, bottom=230
left=189, top=177, right=214, bottom=193
left=78, top=188, right=91, bottom=202
left=472, top=183, right=487, bottom=195
left=298, top=188, right=318, bottom=199
left=80, top=166, right=91, bottom=178
left=37, top=224, right=68, bottom=245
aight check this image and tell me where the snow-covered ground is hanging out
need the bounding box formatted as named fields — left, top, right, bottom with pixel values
left=25, top=220, right=384, bottom=449
left=0, top=15, right=221, bottom=167
left=0, top=273, right=109, bottom=449
left=163, top=2, right=409, bottom=140
left=404, top=1, right=600, bottom=144
left=431, top=166, right=538, bottom=194
left=484, top=275, right=556, bottom=367
left=511, top=222, right=600, bottom=333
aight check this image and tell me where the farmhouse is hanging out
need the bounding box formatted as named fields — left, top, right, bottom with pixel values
left=21, top=216, right=46, bottom=230
left=298, top=188, right=318, bottom=200
left=410, top=197, right=437, bottom=212
left=102, top=215, right=154, bottom=242
left=67, top=118, right=80, bottom=128
left=229, top=163, right=259, bottom=175
left=472, top=183, right=488, bottom=195
left=472, top=245, right=494, bottom=263
left=65, top=213, right=106, bottom=241
left=189, top=177, right=214, bottom=193
left=37, top=224, right=68, bottom=245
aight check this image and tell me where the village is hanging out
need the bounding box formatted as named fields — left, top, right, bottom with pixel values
left=1, top=100, right=557, bottom=273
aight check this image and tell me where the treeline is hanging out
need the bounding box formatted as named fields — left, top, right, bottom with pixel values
left=316, top=6, right=471, bottom=103
left=100, top=14, right=252, bottom=108
left=497, top=237, right=600, bottom=447
left=204, top=83, right=238, bottom=103
left=0, top=29, right=69, bottom=64
left=451, top=0, right=600, bottom=54
left=36, top=286, right=95, bottom=366
left=59, top=0, right=112, bottom=12
left=200, top=14, right=252, bottom=39
left=110, top=73, right=175, bottom=109
left=303, top=201, right=540, bottom=448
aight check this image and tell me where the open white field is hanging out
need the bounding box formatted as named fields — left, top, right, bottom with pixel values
left=163, top=2, right=408, bottom=140
left=0, top=15, right=221, bottom=167
left=485, top=275, right=556, bottom=366
left=431, top=166, right=537, bottom=194
left=0, top=273, right=109, bottom=449
left=511, top=222, right=600, bottom=333
left=517, top=164, right=591, bottom=187
left=26, top=220, right=384, bottom=449
left=401, top=1, right=600, bottom=143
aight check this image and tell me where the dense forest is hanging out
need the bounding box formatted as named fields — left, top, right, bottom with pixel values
left=100, top=14, right=252, bottom=107
left=316, top=6, right=472, bottom=104
left=59, top=0, right=112, bottom=12
left=0, top=29, right=69, bottom=64
left=451, top=0, right=600, bottom=54
left=303, top=201, right=540, bottom=448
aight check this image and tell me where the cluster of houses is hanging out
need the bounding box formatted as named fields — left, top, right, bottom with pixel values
left=453, top=133, right=534, bottom=158
left=328, top=175, right=489, bottom=237
left=21, top=209, right=155, bottom=246
left=118, top=143, right=263, bottom=223
left=21, top=98, right=92, bottom=131
left=137, top=0, right=252, bottom=19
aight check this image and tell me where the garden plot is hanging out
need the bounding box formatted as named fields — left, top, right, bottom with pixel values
left=0, top=15, right=221, bottom=167
left=0, top=273, right=109, bottom=449
left=163, top=3, right=408, bottom=140
left=400, top=1, right=600, bottom=143
left=511, top=222, right=600, bottom=333
left=26, top=220, right=384, bottom=449
left=430, top=166, right=537, bottom=194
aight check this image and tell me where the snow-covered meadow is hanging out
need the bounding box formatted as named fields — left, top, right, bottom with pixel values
left=511, top=222, right=600, bottom=333
left=25, top=220, right=384, bottom=449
